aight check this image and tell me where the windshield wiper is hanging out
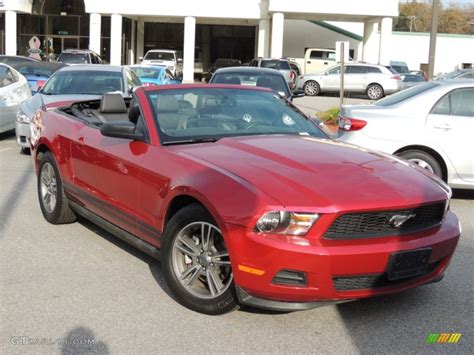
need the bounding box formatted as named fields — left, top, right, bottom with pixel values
left=162, top=137, right=220, bottom=146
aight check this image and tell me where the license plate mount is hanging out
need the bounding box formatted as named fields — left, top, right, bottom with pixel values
left=386, top=248, right=432, bottom=281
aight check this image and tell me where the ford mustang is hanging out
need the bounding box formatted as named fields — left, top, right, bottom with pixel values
left=31, top=84, right=460, bottom=315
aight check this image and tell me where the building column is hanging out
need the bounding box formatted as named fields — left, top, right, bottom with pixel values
left=129, top=20, right=136, bottom=64
left=257, top=19, right=270, bottom=57
left=137, top=20, right=145, bottom=60
left=110, top=14, right=123, bottom=65
left=270, top=12, right=284, bottom=58
left=183, top=16, right=196, bottom=83
left=89, top=13, right=101, bottom=56
left=378, top=17, right=393, bottom=65
left=362, top=20, right=379, bottom=64
left=5, top=10, right=17, bottom=55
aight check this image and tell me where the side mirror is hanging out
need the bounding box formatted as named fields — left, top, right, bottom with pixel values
left=292, top=92, right=305, bottom=99
left=138, top=57, right=144, bottom=62
left=100, top=121, right=144, bottom=141
left=177, top=58, right=183, bottom=63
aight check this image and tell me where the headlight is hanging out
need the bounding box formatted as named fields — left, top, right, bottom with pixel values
left=16, top=109, right=31, bottom=123
left=255, top=211, right=319, bottom=236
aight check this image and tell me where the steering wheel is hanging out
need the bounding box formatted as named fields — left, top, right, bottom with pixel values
left=187, top=115, right=237, bottom=130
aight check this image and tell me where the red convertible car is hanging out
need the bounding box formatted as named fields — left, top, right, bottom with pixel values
left=31, top=84, right=460, bottom=315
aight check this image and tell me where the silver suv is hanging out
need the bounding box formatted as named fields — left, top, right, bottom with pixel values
left=295, top=63, right=403, bottom=100
left=248, top=58, right=295, bottom=89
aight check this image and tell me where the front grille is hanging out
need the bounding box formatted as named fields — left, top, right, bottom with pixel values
left=324, top=202, right=445, bottom=240
left=333, top=261, right=440, bottom=291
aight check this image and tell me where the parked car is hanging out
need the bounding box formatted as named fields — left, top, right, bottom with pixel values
left=436, top=69, right=474, bottom=81
left=0, top=64, right=31, bottom=134
left=337, top=80, right=474, bottom=190
left=31, top=84, right=459, bottom=315
left=295, top=63, right=403, bottom=100
left=127, top=65, right=181, bottom=86
left=203, top=58, right=241, bottom=82
left=0, top=55, right=39, bottom=66
left=10, top=61, right=66, bottom=94
left=57, top=49, right=103, bottom=65
left=287, top=48, right=337, bottom=75
left=389, top=60, right=410, bottom=76
left=139, top=49, right=182, bottom=77
left=410, top=70, right=428, bottom=81
left=248, top=58, right=296, bottom=89
left=401, top=74, right=426, bottom=90
left=16, top=65, right=141, bottom=153
left=209, top=67, right=296, bottom=101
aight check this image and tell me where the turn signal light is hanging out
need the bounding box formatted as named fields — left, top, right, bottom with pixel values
left=339, top=116, right=367, bottom=131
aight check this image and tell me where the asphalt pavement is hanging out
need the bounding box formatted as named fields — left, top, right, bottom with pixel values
left=1, top=119, right=473, bottom=354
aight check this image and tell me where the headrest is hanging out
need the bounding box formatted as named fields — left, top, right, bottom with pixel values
left=198, top=97, right=221, bottom=116
left=256, top=76, right=275, bottom=88
left=100, top=93, right=127, bottom=113
left=156, top=95, right=180, bottom=113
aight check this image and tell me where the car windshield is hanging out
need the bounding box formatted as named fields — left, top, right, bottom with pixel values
left=391, top=65, right=409, bottom=74
left=211, top=73, right=290, bottom=98
left=260, top=60, right=291, bottom=70
left=147, top=88, right=325, bottom=145
left=130, top=66, right=163, bottom=80
left=59, top=53, right=89, bottom=64
left=375, top=82, right=439, bottom=106
left=42, top=70, right=123, bottom=95
left=145, top=52, right=175, bottom=61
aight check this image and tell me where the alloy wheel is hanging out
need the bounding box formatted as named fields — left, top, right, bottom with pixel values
left=40, top=162, right=58, bottom=213
left=171, top=222, right=233, bottom=299
left=408, top=158, right=435, bottom=174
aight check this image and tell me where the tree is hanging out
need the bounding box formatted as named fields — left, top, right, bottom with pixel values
left=394, top=1, right=474, bottom=34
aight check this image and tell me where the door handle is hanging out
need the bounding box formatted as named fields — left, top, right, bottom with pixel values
left=433, top=123, right=452, bottom=130
left=306, top=61, right=311, bottom=64
left=324, top=61, right=328, bottom=65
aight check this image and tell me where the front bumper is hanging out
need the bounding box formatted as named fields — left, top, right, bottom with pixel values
left=226, top=210, right=460, bottom=307
left=15, top=121, right=31, bottom=148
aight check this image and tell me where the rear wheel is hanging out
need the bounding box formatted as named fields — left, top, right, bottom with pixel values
left=304, top=80, right=320, bottom=96
left=397, top=150, right=443, bottom=178
left=37, top=152, right=76, bottom=224
left=366, top=83, right=384, bottom=100
left=162, top=204, right=236, bottom=315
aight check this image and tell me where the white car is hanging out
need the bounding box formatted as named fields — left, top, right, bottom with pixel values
left=0, top=63, right=31, bottom=134
left=295, top=63, right=402, bottom=100
left=337, top=80, right=474, bottom=190
left=139, top=49, right=182, bottom=77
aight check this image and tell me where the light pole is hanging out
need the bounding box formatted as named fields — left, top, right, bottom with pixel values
left=428, top=0, right=440, bottom=80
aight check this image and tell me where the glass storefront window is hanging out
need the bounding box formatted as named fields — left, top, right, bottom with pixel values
left=50, top=15, right=79, bottom=36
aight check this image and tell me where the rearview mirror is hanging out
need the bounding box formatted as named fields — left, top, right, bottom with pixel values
left=100, top=121, right=144, bottom=141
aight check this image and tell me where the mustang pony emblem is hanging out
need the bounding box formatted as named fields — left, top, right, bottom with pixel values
left=389, top=213, right=416, bottom=228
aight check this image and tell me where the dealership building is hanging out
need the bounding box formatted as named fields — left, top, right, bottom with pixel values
left=1, top=0, right=472, bottom=81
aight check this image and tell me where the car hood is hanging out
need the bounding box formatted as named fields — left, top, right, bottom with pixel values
left=172, top=135, right=447, bottom=211
left=20, top=94, right=102, bottom=118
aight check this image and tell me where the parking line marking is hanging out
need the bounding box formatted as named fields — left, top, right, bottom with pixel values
left=0, top=148, right=12, bottom=153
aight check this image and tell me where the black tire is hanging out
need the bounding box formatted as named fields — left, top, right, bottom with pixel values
left=37, top=151, right=76, bottom=224
left=397, top=150, right=443, bottom=178
left=366, top=83, right=384, bottom=100
left=162, top=204, right=237, bottom=315
left=303, top=80, right=320, bottom=96
left=20, top=147, right=31, bottom=155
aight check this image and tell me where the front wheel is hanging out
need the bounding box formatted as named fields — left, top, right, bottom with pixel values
left=366, top=83, right=384, bottom=100
left=397, top=150, right=443, bottom=179
left=162, top=204, right=236, bottom=315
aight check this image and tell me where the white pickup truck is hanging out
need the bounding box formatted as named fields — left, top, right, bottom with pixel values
left=287, top=48, right=337, bottom=75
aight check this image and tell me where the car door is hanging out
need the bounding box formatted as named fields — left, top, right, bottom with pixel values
left=344, top=65, right=367, bottom=92
left=321, top=66, right=342, bottom=91
left=70, top=115, right=147, bottom=235
left=427, top=88, right=474, bottom=182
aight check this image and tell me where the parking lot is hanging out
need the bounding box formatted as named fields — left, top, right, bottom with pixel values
left=1, top=117, right=473, bottom=354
